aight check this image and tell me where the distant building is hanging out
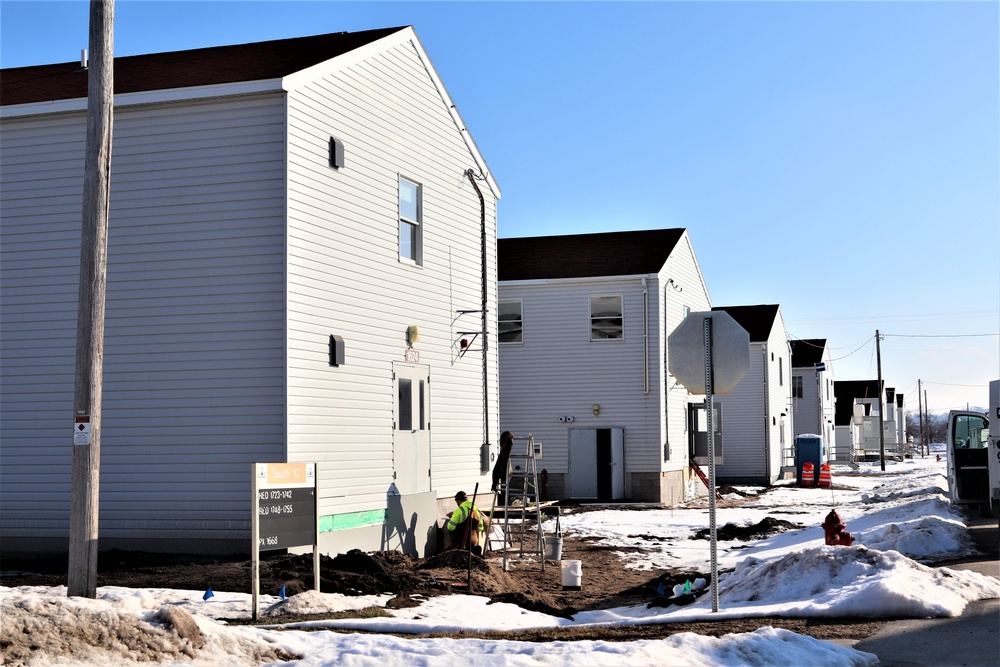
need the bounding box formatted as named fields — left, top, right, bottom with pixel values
left=790, top=339, right=835, bottom=448
left=709, top=305, right=792, bottom=485
left=834, top=380, right=898, bottom=461
left=498, top=229, right=713, bottom=503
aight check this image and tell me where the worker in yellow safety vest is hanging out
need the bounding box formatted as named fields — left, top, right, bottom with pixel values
left=446, top=490, right=487, bottom=556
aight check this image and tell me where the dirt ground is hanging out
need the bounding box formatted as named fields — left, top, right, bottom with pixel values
left=0, top=500, right=891, bottom=643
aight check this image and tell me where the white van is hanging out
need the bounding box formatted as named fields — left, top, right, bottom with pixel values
left=946, top=379, right=1000, bottom=522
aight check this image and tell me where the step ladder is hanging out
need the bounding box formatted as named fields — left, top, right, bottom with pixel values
left=689, top=459, right=723, bottom=500
left=500, top=434, right=545, bottom=572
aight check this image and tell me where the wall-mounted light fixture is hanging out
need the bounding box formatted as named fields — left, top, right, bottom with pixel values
left=592, top=404, right=600, bottom=416
left=406, top=325, right=420, bottom=347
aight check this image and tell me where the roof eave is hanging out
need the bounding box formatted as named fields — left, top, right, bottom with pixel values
left=0, top=78, right=283, bottom=119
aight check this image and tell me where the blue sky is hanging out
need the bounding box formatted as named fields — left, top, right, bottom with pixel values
left=2, top=1, right=998, bottom=414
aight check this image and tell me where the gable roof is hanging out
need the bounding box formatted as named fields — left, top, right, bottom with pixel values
left=498, top=229, right=686, bottom=281
left=711, top=304, right=780, bottom=342
left=0, top=28, right=406, bottom=106
left=790, top=339, right=827, bottom=368
left=1, top=27, right=500, bottom=199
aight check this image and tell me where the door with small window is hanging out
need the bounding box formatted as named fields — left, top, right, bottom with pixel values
left=393, top=363, right=431, bottom=494
left=688, top=401, right=723, bottom=465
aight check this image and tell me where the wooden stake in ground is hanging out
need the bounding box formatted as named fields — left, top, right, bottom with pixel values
left=466, top=483, right=480, bottom=590
left=68, top=0, right=114, bottom=599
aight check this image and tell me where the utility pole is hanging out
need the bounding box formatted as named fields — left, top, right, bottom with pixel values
left=917, top=379, right=925, bottom=457
left=68, top=0, right=114, bottom=599
left=876, top=330, right=886, bottom=472
left=924, top=389, right=929, bottom=450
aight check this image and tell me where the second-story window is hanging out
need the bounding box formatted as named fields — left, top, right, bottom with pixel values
left=590, top=294, right=623, bottom=341
left=499, top=299, right=523, bottom=344
left=399, top=176, right=422, bottom=265
left=792, top=376, right=803, bottom=399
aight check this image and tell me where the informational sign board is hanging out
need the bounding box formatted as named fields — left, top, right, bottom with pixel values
left=254, top=462, right=317, bottom=551
left=251, top=462, right=318, bottom=619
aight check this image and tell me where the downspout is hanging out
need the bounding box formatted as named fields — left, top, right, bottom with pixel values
left=762, top=346, right=771, bottom=482
left=663, top=287, right=669, bottom=461
left=661, top=278, right=682, bottom=464
left=642, top=277, right=649, bottom=394
left=465, top=169, right=489, bottom=458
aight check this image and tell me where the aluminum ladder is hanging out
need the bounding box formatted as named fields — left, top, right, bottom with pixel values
left=500, top=434, right=545, bottom=572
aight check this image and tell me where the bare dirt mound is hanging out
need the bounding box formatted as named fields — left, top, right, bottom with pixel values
left=692, top=516, right=804, bottom=541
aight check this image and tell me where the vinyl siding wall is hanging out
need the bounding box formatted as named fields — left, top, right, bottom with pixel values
left=793, top=367, right=822, bottom=437
left=0, top=94, right=288, bottom=547
left=715, top=313, right=791, bottom=485
left=499, top=231, right=712, bottom=499
left=793, top=348, right=835, bottom=447
left=766, top=315, right=792, bottom=476
left=818, top=350, right=835, bottom=448
left=498, top=277, right=657, bottom=488
left=715, top=346, right=768, bottom=482
left=285, top=39, right=498, bottom=515
left=660, top=235, right=714, bottom=470
left=793, top=365, right=834, bottom=446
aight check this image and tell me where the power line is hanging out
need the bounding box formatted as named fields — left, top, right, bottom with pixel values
left=827, top=335, right=876, bottom=363
left=884, top=333, right=998, bottom=339
left=788, top=333, right=874, bottom=352
left=922, top=380, right=991, bottom=388
left=787, top=309, right=998, bottom=325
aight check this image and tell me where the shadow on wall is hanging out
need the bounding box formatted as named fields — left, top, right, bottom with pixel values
left=382, top=487, right=440, bottom=557
left=383, top=490, right=417, bottom=555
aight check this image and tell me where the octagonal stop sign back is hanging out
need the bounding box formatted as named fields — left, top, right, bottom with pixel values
left=668, top=311, right=750, bottom=394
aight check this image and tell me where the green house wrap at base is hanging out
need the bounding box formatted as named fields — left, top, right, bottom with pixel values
left=319, top=509, right=386, bottom=533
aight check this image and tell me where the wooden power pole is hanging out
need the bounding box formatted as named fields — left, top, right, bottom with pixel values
left=875, top=330, right=886, bottom=472
left=917, top=379, right=923, bottom=456
left=68, top=0, right=114, bottom=598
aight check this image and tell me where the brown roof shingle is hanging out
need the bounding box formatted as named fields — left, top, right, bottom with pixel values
left=790, top=338, right=827, bottom=368
left=1, top=27, right=407, bottom=107
left=711, top=304, right=781, bottom=342
left=498, top=229, right=686, bottom=281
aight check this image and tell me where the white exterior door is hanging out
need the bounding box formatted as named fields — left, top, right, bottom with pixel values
left=393, top=363, right=431, bottom=494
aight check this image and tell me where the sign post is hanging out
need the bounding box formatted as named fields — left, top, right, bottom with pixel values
left=252, top=462, right=318, bottom=619
left=668, top=311, right=750, bottom=612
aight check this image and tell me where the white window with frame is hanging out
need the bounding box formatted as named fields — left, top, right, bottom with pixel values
left=590, top=294, right=623, bottom=341
left=399, top=176, right=422, bottom=265
left=499, top=299, right=523, bottom=344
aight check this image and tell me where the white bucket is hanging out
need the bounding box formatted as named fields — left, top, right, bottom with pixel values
left=561, top=559, right=582, bottom=589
